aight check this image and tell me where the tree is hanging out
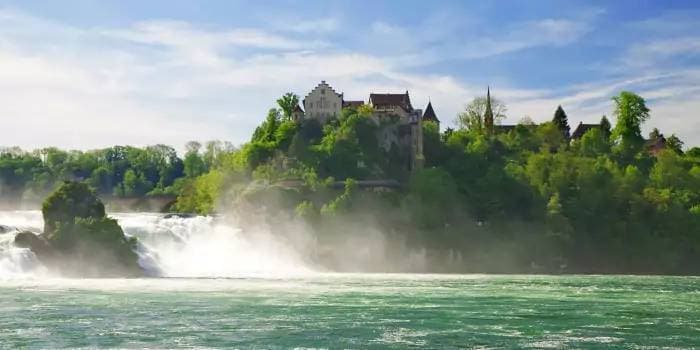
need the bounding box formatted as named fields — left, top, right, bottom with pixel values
left=404, top=167, right=460, bottom=229
left=185, top=141, right=202, bottom=154
left=252, top=109, right=282, bottom=143
left=552, top=105, right=570, bottom=140
left=357, top=104, right=375, bottom=117
left=611, top=91, right=650, bottom=157
left=422, top=121, right=445, bottom=167
left=575, top=128, right=610, bottom=157
left=121, top=169, right=153, bottom=196
left=600, top=115, right=611, bottom=137
left=276, top=92, right=300, bottom=121
left=687, top=147, right=700, bottom=159
left=298, top=118, right=323, bottom=142
left=666, top=134, right=684, bottom=154
left=42, top=181, right=106, bottom=234
left=649, top=128, right=662, bottom=141
left=174, top=170, right=223, bottom=214
left=537, top=122, right=566, bottom=152
left=457, top=94, right=507, bottom=132
left=183, top=146, right=206, bottom=178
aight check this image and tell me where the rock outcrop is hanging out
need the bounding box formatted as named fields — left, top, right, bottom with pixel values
left=14, top=181, right=143, bottom=277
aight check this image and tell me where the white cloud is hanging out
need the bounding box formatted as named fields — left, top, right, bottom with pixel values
left=106, top=20, right=324, bottom=51
left=459, top=17, right=593, bottom=60
left=0, top=7, right=698, bottom=153
left=624, top=37, right=700, bottom=68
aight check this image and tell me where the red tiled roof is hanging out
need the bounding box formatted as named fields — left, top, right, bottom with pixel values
left=571, top=122, right=601, bottom=139
left=369, top=91, right=413, bottom=112
left=342, top=100, right=364, bottom=108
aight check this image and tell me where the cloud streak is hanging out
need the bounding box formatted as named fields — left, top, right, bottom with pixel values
left=0, top=5, right=698, bottom=152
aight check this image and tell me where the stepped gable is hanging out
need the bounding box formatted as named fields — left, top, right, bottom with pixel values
left=302, top=80, right=343, bottom=105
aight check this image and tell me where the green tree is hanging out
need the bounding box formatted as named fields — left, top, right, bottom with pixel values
left=611, top=91, right=650, bottom=158
left=574, top=128, right=610, bottom=157
left=600, top=115, right=612, bottom=137
left=184, top=150, right=206, bottom=178
left=457, top=95, right=507, bottom=132
left=552, top=105, right=570, bottom=140
left=121, top=169, right=153, bottom=196
left=666, top=134, right=684, bottom=154
left=252, top=109, right=282, bottom=143
left=404, top=167, right=460, bottom=229
left=537, top=122, right=566, bottom=152
left=276, top=92, right=300, bottom=121
left=42, top=181, right=106, bottom=234
left=174, top=170, right=223, bottom=214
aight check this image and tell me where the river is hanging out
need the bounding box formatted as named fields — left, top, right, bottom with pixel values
left=1, top=211, right=699, bottom=348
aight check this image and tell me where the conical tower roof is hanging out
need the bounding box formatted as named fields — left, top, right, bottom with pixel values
left=484, top=86, right=494, bottom=133
left=422, top=101, right=439, bottom=123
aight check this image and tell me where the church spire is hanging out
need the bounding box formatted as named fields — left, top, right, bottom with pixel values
left=484, top=86, right=494, bottom=134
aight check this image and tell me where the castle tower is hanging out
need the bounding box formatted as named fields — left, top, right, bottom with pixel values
left=422, top=100, right=440, bottom=130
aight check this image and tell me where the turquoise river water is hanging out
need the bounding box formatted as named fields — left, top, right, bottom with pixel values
left=1, top=274, right=699, bottom=349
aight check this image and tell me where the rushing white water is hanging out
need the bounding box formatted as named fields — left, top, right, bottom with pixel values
left=0, top=211, right=314, bottom=279
left=0, top=211, right=46, bottom=278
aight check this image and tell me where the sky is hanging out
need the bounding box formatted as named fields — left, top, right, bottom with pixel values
left=1, top=0, right=699, bottom=152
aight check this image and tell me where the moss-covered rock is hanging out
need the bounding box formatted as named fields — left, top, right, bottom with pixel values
left=16, top=181, right=143, bottom=277
left=42, top=181, right=106, bottom=235
left=14, top=231, right=54, bottom=261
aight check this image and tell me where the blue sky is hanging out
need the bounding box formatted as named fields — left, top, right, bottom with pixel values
left=1, top=0, right=699, bottom=151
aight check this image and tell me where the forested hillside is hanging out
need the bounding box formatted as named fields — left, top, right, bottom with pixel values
left=3, top=91, right=699, bottom=274
left=171, top=91, right=700, bottom=274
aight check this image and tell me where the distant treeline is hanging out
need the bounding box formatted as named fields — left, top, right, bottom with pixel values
left=0, top=141, right=233, bottom=204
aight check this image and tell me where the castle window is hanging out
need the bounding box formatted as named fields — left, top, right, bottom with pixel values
left=321, top=89, right=325, bottom=95
left=309, top=102, right=313, bottom=109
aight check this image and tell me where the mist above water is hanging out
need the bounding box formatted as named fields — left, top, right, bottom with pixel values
left=0, top=210, right=434, bottom=279
left=122, top=213, right=316, bottom=277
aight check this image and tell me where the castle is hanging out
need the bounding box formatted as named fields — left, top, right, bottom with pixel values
left=295, top=81, right=439, bottom=172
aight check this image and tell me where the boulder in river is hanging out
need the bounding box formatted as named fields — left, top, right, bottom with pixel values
left=14, top=181, right=143, bottom=277
left=14, top=231, right=54, bottom=261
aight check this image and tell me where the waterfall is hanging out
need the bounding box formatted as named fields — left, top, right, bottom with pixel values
left=0, top=211, right=314, bottom=279
left=0, top=211, right=46, bottom=278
